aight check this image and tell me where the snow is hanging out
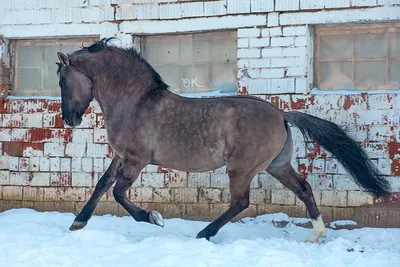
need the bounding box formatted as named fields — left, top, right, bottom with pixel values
left=0, top=209, right=399, bottom=267
left=330, top=220, right=358, bottom=229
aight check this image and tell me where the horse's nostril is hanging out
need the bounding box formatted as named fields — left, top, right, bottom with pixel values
left=62, top=118, right=68, bottom=125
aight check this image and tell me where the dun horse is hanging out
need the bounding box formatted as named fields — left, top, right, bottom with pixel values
left=56, top=38, right=390, bottom=243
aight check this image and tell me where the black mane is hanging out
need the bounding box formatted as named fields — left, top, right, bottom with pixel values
left=58, top=38, right=169, bottom=91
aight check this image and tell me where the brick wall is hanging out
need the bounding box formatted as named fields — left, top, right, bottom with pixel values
left=1, top=0, right=400, bottom=226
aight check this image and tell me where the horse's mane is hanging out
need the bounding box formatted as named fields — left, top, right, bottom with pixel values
left=59, top=38, right=169, bottom=92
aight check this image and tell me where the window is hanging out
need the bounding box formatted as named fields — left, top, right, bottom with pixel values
left=314, top=23, right=400, bottom=91
left=141, top=31, right=238, bottom=95
left=10, top=38, right=97, bottom=96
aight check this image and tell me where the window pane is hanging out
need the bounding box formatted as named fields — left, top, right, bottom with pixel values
left=153, top=65, right=182, bottom=89
left=180, top=37, right=194, bottom=64
left=145, top=39, right=179, bottom=64
left=355, top=34, right=387, bottom=59
left=319, top=62, right=353, bottom=90
left=13, top=38, right=97, bottom=96
left=320, top=35, right=353, bottom=60
left=193, top=39, right=210, bottom=63
left=144, top=32, right=237, bottom=95
left=44, top=66, right=59, bottom=90
left=18, top=46, right=43, bottom=67
left=210, top=38, right=237, bottom=63
left=392, top=32, right=400, bottom=57
left=211, top=64, right=237, bottom=93
left=390, top=60, right=400, bottom=89
left=355, top=61, right=386, bottom=89
left=181, top=64, right=209, bottom=93
left=43, top=45, right=81, bottom=67
left=18, top=68, right=42, bottom=90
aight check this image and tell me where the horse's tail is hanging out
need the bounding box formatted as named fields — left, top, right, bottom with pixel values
left=283, top=111, right=391, bottom=197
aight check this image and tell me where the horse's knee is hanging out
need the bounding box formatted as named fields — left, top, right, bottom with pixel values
left=232, top=196, right=249, bottom=211
left=112, top=186, right=124, bottom=203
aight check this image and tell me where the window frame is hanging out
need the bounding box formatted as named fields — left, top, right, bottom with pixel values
left=9, top=37, right=98, bottom=97
left=136, top=30, right=238, bottom=96
left=314, top=22, right=400, bottom=92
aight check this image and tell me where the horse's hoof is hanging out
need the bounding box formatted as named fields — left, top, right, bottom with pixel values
left=305, top=233, right=325, bottom=244
left=149, top=210, right=164, bottom=227
left=196, top=231, right=211, bottom=241
left=69, top=220, right=87, bottom=231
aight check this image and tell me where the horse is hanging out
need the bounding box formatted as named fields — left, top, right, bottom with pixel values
left=56, top=38, right=390, bottom=243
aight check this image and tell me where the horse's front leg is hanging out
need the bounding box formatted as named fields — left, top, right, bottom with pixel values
left=113, top=159, right=164, bottom=227
left=69, top=156, right=122, bottom=231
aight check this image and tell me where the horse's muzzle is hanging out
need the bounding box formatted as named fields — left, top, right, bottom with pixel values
left=62, top=112, right=82, bottom=127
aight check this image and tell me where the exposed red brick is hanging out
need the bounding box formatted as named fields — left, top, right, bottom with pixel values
left=51, top=173, right=72, bottom=187
left=51, top=129, right=73, bottom=143
left=107, top=145, right=115, bottom=158
left=266, top=95, right=290, bottom=110
left=306, top=143, right=327, bottom=159
left=237, top=86, right=247, bottom=95
left=391, top=159, right=400, bottom=175
left=27, top=99, right=49, bottom=113
left=298, top=162, right=312, bottom=179
left=31, top=128, right=53, bottom=142
left=157, top=166, right=173, bottom=173
left=342, top=94, right=368, bottom=111
left=388, top=142, right=400, bottom=159
left=23, top=143, right=44, bottom=153
left=3, top=142, right=24, bottom=156
left=382, top=192, right=400, bottom=206
left=7, top=100, right=26, bottom=113
left=291, top=95, right=315, bottom=110
left=47, top=101, right=62, bottom=113
left=0, top=99, right=8, bottom=113
left=53, top=114, right=64, bottom=128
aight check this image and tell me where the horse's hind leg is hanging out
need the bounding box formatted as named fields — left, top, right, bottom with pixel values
left=112, top=160, right=164, bottom=227
left=69, top=156, right=122, bottom=231
left=267, top=163, right=326, bottom=243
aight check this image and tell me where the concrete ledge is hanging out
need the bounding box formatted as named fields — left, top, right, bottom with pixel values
left=1, top=200, right=399, bottom=228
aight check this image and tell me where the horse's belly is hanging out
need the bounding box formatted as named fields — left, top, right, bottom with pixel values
left=150, top=148, right=225, bottom=172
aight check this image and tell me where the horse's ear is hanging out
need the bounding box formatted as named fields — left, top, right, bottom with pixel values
left=57, top=52, right=69, bottom=67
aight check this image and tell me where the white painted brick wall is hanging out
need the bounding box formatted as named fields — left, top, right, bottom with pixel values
left=280, top=6, right=400, bottom=25
left=227, top=0, right=250, bottom=14
left=249, top=37, right=270, bottom=47
left=300, top=0, right=324, bottom=9
left=268, top=27, right=283, bottom=36
left=324, top=0, right=350, bottom=8
left=159, top=3, right=181, bottom=19
left=270, top=37, right=295, bottom=46
left=136, top=4, right=159, bottom=20
left=260, top=68, right=285, bottom=79
left=237, top=38, right=249, bottom=48
left=238, top=28, right=260, bottom=38
left=251, top=0, right=274, bottom=12
left=262, top=47, right=283, bottom=58
left=181, top=2, right=204, bottom=17
left=238, top=48, right=261, bottom=58
left=204, top=0, right=227, bottom=16
left=276, top=0, right=300, bottom=11
left=352, top=0, right=378, bottom=7
left=267, top=12, right=279, bottom=27
left=116, top=5, right=137, bottom=20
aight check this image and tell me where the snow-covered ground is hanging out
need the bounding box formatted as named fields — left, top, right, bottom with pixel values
left=0, top=209, right=399, bottom=267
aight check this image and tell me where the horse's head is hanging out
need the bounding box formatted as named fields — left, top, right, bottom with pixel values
left=57, top=52, right=93, bottom=127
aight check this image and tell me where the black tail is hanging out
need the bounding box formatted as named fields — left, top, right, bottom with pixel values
left=284, top=111, right=391, bottom=197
